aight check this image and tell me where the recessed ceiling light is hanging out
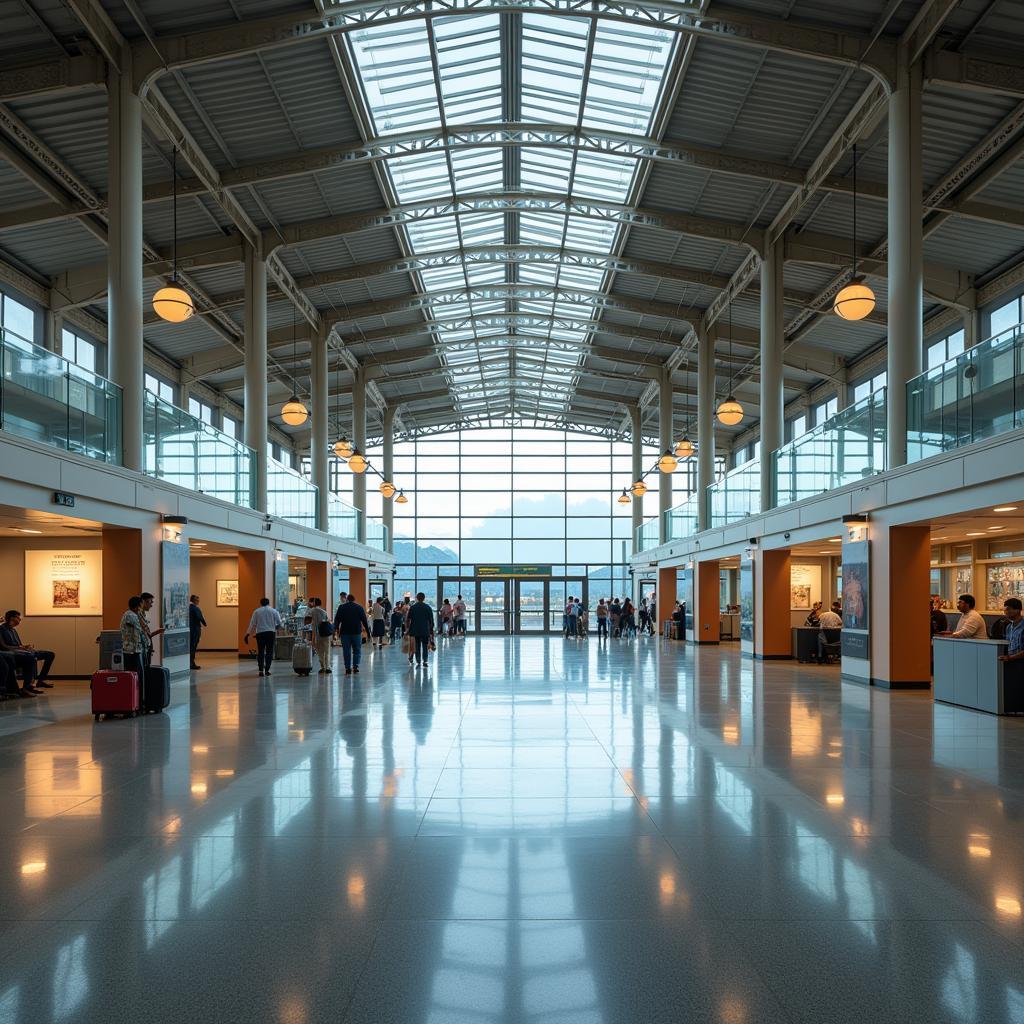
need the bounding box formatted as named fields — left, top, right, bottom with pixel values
left=828, top=538, right=841, bottom=543
left=993, top=507, right=1017, bottom=512
left=17, top=528, right=42, bottom=534
left=932, top=536, right=947, bottom=540
left=966, top=532, right=985, bottom=537
left=988, top=526, right=1005, bottom=531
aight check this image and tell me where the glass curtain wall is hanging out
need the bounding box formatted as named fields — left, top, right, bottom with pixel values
left=331, top=426, right=657, bottom=605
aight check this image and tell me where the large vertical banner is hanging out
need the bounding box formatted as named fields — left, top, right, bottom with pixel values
left=841, top=538, right=870, bottom=681
left=274, top=554, right=290, bottom=613
left=162, top=540, right=190, bottom=658
left=739, top=556, right=755, bottom=657
left=679, top=567, right=693, bottom=641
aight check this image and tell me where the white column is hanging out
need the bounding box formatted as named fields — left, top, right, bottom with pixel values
left=311, top=324, right=329, bottom=532
left=382, top=405, right=395, bottom=554
left=244, top=244, right=268, bottom=512
left=835, top=367, right=851, bottom=412
left=107, top=60, right=144, bottom=472
left=887, top=56, right=923, bottom=470
left=697, top=323, right=714, bottom=532
left=658, top=368, right=672, bottom=543
left=352, top=368, right=367, bottom=544
left=629, top=405, right=643, bottom=552
left=759, top=237, right=784, bottom=512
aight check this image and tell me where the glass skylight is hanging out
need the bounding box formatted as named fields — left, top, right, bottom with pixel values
left=348, top=12, right=674, bottom=418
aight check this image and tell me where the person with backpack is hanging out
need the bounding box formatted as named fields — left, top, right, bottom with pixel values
left=596, top=598, right=609, bottom=638
left=406, top=593, right=435, bottom=667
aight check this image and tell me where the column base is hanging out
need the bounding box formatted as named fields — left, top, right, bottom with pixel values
left=755, top=653, right=792, bottom=661
left=869, top=677, right=931, bottom=690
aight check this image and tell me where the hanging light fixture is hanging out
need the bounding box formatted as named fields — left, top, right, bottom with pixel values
left=834, top=143, right=876, bottom=321
left=152, top=147, right=194, bottom=323
left=675, top=435, right=694, bottom=459
left=617, top=488, right=631, bottom=505
left=631, top=479, right=647, bottom=498
left=716, top=299, right=744, bottom=426
left=658, top=449, right=678, bottom=473
left=280, top=305, right=308, bottom=426
left=334, top=436, right=353, bottom=459
left=347, top=449, right=367, bottom=473
left=395, top=489, right=409, bottom=504
left=380, top=480, right=396, bottom=498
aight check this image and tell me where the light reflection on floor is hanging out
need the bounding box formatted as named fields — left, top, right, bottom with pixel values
left=1, top=637, right=1024, bottom=1022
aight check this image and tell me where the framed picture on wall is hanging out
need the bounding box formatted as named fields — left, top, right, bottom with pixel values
left=216, top=579, right=239, bottom=607
left=790, top=564, right=821, bottom=610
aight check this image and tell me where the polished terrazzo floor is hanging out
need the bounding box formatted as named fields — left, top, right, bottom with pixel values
left=2, top=635, right=1024, bottom=1023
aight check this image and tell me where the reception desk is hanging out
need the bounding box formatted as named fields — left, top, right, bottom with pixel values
left=932, top=637, right=1024, bottom=714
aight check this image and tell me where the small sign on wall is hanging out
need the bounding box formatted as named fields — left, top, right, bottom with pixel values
left=24, top=550, right=102, bottom=617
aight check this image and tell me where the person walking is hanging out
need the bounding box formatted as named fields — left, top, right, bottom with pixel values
left=406, top=592, right=435, bottom=667
left=245, top=598, right=283, bottom=676
left=596, top=599, right=609, bottom=638
left=336, top=593, right=371, bottom=675
left=188, top=595, right=207, bottom=670
left=369, top=597, right=387, bottom=650
left=307, top=597, right=333, bottom=673
left=622, top=599, right=637, bottom=638
left=390, top=601, right=405, bottom=644
left=565, top=597, right=578, bottom=639
left=454, top=594, right=467, bottom=636
left=439, top=598, right=454, bottom=638
left=609, top=598, right=622, bottom=638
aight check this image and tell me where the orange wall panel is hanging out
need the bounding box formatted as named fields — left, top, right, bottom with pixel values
left=101, top=528, right=141, bottom=629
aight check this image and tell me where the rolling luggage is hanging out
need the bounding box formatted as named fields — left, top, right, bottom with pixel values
left=292, top=640, right=313, bottom=676
left=142, top=664, right=171, bottom=713
left=91, top=670, right=139, bottom=720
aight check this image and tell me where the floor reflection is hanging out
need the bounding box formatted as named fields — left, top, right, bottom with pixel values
left=1, top=638, right=1024, bottom=1022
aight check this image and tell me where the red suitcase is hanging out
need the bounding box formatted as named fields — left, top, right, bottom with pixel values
left=91, top=670, right=139, bottom=720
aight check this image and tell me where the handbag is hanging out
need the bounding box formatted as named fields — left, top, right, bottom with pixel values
left=317, top=621, right=332, bottom=638
left=429, top=638, right=437, bottom=652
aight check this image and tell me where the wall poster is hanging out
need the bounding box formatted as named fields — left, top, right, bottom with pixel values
left=790, top=564, right=822, bottom=610
left=24, top=550, right=102, bottom=616
left=216, top=579, right=239, bottom=607
left=274, top=555, right=290, bottom=612
left=841, top=541, right=870, bottom=631
left=161, top=540, right=190, bottom=633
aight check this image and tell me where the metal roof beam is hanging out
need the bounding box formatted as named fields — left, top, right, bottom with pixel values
left=0, top=54, right=105, bottom=102
left=130, top=2, right=897, bottom=91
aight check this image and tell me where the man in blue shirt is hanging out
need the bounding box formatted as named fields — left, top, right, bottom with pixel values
left=998, top=598, right=1024, bottom=662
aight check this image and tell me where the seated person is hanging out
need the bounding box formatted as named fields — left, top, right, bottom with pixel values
left=804, top=601, right=823, bottom=627
left=0, top=651, right=26, bottom=699
left=817, top=602, right=843, bottom=663
left=937, top=594, right=987, bottom=639
left=0, top=610, right=54, bottom=691
left=930, top=595, right=948, bottom=635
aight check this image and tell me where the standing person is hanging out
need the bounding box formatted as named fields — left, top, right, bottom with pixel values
left=369, top=597, right=387, bottom=650
left=454, top=594, right=467, bottom=636
left=0, top=610, right=56, bottom=690
left=938, top=594, right=987, bottom=639
left=930, top=595, right=948, bottom=635
left=439, top=598, right=454, bottom=638
left=381, top=592, right=392, bottom=617
left=609, top=598, right=622, bottom=638
left=637, top=598, right=649, bottom=635
left=998, top=599, right=1024, bottom=662
left=565, top=597, right=578, bottom=639
left=596, top=599, right=609, bottom=638
left=306, top=598, right=333, bottom=673
left=390, top=601, right=405, bottom=644
left=335, top=593, right=371, bottom=676
left=406, top=592, right=435, bottom=667
left=622, top=599, right=636, bottom=637
left=118, top=596, right=148, bottom=684
left=245, top=598, right=283, bottom=676
left=138, top=593, right=164, bottom=669
left=578, top=605, right=589, bottom=637
left=188, top=595, right=207, bottom=670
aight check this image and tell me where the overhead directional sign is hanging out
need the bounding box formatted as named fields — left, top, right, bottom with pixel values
left=475, top=565, right=552, bottom=578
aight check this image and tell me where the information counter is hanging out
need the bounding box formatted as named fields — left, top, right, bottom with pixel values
left=932, top=637, right=1024, bottom=714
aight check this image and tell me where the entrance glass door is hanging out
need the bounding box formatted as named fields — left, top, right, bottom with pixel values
left=478, top=579, right=509, bottom=632
left=515, top=580, right=546, bottom=632
left=547, top=579, right=586, bottom=632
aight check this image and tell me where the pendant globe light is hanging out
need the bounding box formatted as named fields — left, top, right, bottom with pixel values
left=280, top=307, right=309, bottom=427
left=347, top=449, right=367, bottom=474
left=380, top=480, right=396, bottom=499
left=152, top=148, right=194, bottom=323
left=395, top=489, right=409, bottom=504
left=716, top=299, right=744, bottom=426
left=675, top=435, right=694, bottom=459
left=631, top=479, right=647, bottom=498
left=658, top=449, right=678, bottom=473
left=617, top=488, right=631, bottom=505
left=833, top=144, right=876, bottom=321
left=334, top=436, right=353, bottom=459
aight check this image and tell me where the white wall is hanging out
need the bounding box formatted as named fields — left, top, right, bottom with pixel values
left=0, top=535, right=102, bottom=677
left=189, top=555, right=239, bottom=650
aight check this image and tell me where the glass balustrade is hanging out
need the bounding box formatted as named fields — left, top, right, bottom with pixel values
left=666, top=493, right=700, bottom=542
left=366, top=517, right=388, bottom=551
left=267, top=458, right=318, bottom=528
left=773, top=389, right=887, bottom=507
left=907, top=322, right=1023, bottom=462
left=635, top=516, right=661, bottom=552
left=1, top=327, right=121, bottom=463
left=144, top=392, right=255, bottom=507
left=709, top=459, right=760, bottom=528
left=327, top=492, right=360, bottom=541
